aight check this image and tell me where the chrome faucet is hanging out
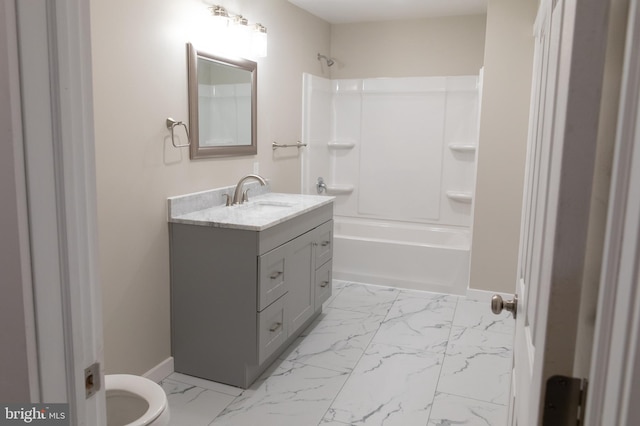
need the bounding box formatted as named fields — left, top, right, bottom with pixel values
left=316, top=177, right=327, bottom=194
left=232, top=174, right=267, bottom=205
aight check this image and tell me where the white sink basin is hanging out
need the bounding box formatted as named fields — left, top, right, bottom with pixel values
left=239, top=200, right=295, bottom=208
left=235, top=200, right=296, bottom=214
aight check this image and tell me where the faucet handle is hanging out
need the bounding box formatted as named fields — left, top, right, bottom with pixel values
left=222, top=193, right=232, bottom=206
left=242, top=189, right=251, bottom=203
left=316, top=177, right=327, bottom=194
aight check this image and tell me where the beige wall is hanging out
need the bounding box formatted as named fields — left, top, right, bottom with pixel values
left=469, top=0, right=538, bottom=293
left=330, top=15, right=487, bottom=79
left=91, top=0, right=331, bottom=374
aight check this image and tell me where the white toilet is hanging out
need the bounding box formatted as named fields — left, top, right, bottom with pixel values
left=105, top=374, right=170, bottom=426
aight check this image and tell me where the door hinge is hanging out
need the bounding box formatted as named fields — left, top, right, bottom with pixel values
left=542, top=375, right=588, bottom=425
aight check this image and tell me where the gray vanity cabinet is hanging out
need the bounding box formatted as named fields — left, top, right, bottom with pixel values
left=169, top=203, right=333, bottom=389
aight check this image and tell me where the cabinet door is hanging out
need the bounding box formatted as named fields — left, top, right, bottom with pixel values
left=285, top=232, right=315, bottom=333
left=314, top=221, right=333, bottom=268
left=257, top=295, right=287, bottom=365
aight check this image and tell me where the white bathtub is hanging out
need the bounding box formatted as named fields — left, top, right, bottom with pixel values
left=332, top=217, right=471, bottom=294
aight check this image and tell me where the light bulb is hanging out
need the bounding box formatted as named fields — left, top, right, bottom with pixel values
left=252, top=24, right=267, bottom=58
left=230, top=15, right=251, bottom=57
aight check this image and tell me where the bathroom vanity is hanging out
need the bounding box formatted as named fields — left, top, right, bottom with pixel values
left=168, top=185, right=333, bottom=388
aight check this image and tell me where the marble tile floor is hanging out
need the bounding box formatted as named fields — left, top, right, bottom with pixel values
left=160, top=280, right=515, bottom=426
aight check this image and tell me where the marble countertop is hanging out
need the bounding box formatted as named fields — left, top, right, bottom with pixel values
left=169, top=190, right=334, bottom=231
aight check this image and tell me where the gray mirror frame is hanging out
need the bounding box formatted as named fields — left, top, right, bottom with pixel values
left=187, top=43, right=257, bottom=159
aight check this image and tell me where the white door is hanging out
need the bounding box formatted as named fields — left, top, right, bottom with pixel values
left=506, top=0, right=611, bottom=424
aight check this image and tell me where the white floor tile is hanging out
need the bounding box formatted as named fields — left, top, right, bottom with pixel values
left=324, top=342, right=443, bottom=426
left=280, top=307, right=386, bottom=372
left=331, top=279, right=350, bottom=291
left=327, top=283, right=399, bottom=316
left=162, top=282, right=515, bottom=426
left=427, top=392, right=508, bottom=426
left=167, top=372, right=242, bottom=396
left=453, top=298, right=515, bottom=335
left=437, top=327, right=513, bottom=405
left=160, top=379, right=236, bottom=426
left=211, top=359, right=349, bottom=426
left=372, top=291, right=457, bottom=353
left=323, top=280, right=348, bottom=307
left=397, top=289, right=458, bottom=302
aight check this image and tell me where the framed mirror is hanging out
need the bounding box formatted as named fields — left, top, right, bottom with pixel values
left=187, top=43, right=257, bottom=158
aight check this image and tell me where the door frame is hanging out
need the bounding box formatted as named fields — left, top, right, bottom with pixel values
left=586, top=0, right=640, bottom=424
left=12, top=0, right=106, bottom=423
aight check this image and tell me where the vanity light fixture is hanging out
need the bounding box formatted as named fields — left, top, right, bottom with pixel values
left=253, top=24, right=268, bottom=58
left=208, top=5, right=268, bottom=58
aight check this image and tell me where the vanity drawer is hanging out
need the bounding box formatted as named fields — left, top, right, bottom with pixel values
left=257, top=295, right=287, bottom=365
left=258, top=245, right=287, bottom=311
left=315, top=260, right=332, bottom=309
left=314, top=220, right=333, bottom=268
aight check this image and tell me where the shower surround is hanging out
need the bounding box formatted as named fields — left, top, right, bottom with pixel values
left=302, top=73, right=480, bottom=294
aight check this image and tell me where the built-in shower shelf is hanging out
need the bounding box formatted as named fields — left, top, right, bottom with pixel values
left=446, top=191, right=473, bottom=203
left=328, top=141, right=356, bottom=149
left=448, top=144, right=477, bottom=153
left=326, top=184, right=354, bottom=195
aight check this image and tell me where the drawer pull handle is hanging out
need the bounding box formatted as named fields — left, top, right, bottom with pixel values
left=270, top=271, right=283, bottom=280
left=320, top=241, right=331, bottom=247
left=320, top=280, right=330, bottom=288
left=269, top=322, right=282, bottom=332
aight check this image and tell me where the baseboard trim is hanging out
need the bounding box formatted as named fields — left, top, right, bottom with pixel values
left=466, top=288, right=512, bottom=302
left=143, top=357, right=174, bottom=383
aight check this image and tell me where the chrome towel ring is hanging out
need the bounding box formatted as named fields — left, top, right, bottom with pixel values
left=166, top=118, right=191, bottom=148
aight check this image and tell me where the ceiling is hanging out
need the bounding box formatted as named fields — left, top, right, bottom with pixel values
left=287, top=0, right=488, bottom=24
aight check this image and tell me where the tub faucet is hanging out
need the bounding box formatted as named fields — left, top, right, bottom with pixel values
left=232, top=174, right=267, bottom=205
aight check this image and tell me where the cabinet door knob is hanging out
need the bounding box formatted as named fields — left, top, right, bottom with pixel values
left=269, top=322, right=283, bottom=332
left=270, top=271, right=283, bottom=280
left=320, top=241, right=331, bottom=247
left=320, top=280, right=330, bottom=288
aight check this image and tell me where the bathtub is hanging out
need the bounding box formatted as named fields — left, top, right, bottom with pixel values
left=332, top=217, right=471, bottom=294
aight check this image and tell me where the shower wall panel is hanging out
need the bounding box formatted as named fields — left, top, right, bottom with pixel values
left=331, top=80, right=362, bottom=215
left=359, top=79, right=446, bottom=221
left=439, top=77, right=480, bottom=226
left=302, top=73, right=479, bottom=229
left=301, top=74, right=332, bottom=195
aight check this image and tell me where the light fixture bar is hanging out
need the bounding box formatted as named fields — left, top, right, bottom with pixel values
left=209, top=5, right=265, bottom=32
